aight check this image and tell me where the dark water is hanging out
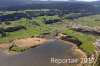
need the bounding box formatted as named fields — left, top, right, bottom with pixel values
left=0, top=40, right=83, bottom=66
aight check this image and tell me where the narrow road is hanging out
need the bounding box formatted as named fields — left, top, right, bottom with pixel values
left=92, top=48, right=99, bottom=66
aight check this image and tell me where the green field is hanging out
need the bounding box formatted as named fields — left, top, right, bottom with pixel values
left=0, top=10, right=100, bottom=55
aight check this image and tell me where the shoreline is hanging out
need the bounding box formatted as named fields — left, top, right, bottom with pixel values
left=59, top=34, right=87, bottom=58
left=0, top=37, right=51, bottom=55
left=0, top=37, right=49, bottom=48
left=0, top=34, right=87, bottom=58
left=62, top=40, right=87, bottom=58
left=74, top=46, right=87, bottom=58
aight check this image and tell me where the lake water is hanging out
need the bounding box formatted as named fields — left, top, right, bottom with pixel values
left=0, top=39, right=84, bottom=66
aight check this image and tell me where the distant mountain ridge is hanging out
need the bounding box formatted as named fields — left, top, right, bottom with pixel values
left=0, top=0, right=33, bottom=6
left=0, top=0, right=100, bottom=13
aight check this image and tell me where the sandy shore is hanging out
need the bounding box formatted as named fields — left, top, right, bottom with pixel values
left=0, top=37, right=49, bottom=48
left=0, top=37, right=50, bottom=55
left=59, top=33, right=87, bottom=58
left=0, top=34, right=87, bottom=58
left=62, top=40, right=87, bottom=58
left=0, top=43, right=12, bottom=49
left=12, top=37, right=48, bottom=47
left=74, top=47, right=87, bottom=58
left=72, top=44, right=87, bottom=57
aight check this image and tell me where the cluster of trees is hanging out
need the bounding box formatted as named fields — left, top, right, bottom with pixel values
left=31, top=21, right=41, bottom=26
left=0, top=10, right=64, bottom=22
left=0, top=27, right=6, bottom=37
left=4, top=26, right=26, bottom=32
left=44, top=19, right=61, bottom=24
left=4, top=21, right=11, bottom=25
left=25, top=10, right=63, bottom=17
left=0, top=9, right=96, bottom=22
left=64, top=13, right=94, bottom=20
left=0, top=26, right=26, bottom=37
left=0, top=13, right=27, bottom=21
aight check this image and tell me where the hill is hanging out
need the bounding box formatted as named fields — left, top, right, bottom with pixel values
left=0, top=1, right=100, bottom=13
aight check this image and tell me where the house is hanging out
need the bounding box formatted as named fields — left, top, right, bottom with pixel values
left=93, top=39, right=100, bottom=50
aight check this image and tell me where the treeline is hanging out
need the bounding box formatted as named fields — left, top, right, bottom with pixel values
left=0, top=13, right=27, bottom=22
left=0, top=26, right=26, bottom=37
left=44, top=19, right=61, bottom=24
left=0, top=27, right=6, bottom=37
left=0, top=10, right=65, bottom=22
left=0, top=9, right=95, bottom=22
left=4, top=26, right=26, bottom=32
left=64, top=13, right=94, bottom=20
left=26, top=10, right=64, bottom=17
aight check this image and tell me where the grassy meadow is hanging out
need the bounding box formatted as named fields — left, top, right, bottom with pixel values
left=0, top=10, right=100, bottom=55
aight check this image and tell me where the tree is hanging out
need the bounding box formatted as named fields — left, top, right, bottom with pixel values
left=0, top=27, right=6, bottom=37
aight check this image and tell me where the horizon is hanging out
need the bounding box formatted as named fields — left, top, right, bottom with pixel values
left=30, top=0, right=99, bottom=2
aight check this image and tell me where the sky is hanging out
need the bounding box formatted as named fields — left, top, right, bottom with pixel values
left=77, top=0, right=98, bottom=2
left=35, top=0, right=99, bottom=2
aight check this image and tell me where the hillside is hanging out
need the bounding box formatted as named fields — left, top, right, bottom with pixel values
left=0, top=1, right=100, bottom=13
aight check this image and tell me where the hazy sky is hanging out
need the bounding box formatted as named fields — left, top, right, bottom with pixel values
left=36, top=0, right=99, bottom=2
left=77, top=0, right=98, bottom=2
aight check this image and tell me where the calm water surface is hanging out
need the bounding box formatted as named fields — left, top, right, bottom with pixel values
left=0, top=39, right=84, bottom=66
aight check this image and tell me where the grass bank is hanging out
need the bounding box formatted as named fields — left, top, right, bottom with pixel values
left=61, top=28, right=96, bottom=55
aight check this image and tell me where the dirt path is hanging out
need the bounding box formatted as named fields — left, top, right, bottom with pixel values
left=92, top=49, right=99, bottom=66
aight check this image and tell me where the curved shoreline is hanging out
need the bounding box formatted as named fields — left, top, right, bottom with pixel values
left=59, top=33, right=87, bottom=57
left=62, top=40, right=87, bottom=58
left=0, top=34, right=87, bottom=58
left=0, top=37, right=50, bottom=55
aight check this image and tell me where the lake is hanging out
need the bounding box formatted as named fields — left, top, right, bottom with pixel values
left=0, top=39, right=84, bottom=66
